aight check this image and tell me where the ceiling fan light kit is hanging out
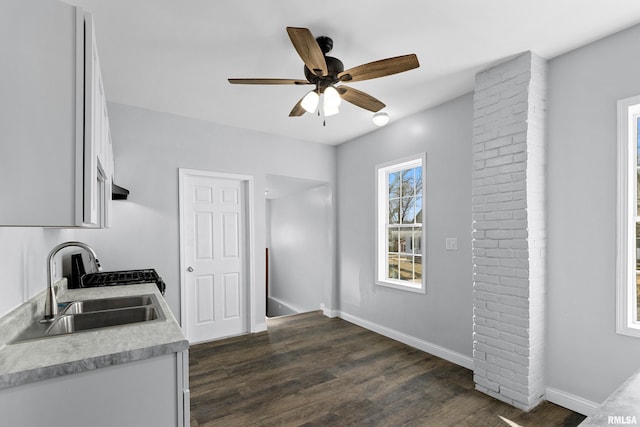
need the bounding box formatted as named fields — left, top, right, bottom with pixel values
left=228, top=27, right=419, bottom=126
left=301, top=90, right=320, bottom=113
left=323, top=104, right=339, bottom=117
left=372, top=111, right=390, bottom=126
left=323, top=86, right=341, bottom=109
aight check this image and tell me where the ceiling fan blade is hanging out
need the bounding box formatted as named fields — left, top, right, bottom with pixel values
left=338, top=54, right=419, bottom=83
left=228, top=78, right=310, bottom=85
left=338, top=86, right=386, bottom=112
left=289, top=98, right=307, bottom=117
left=286, top=27, right=328, bottom=77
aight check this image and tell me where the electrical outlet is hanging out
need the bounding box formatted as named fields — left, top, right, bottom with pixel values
left=446, top=237, right=458, bottom=251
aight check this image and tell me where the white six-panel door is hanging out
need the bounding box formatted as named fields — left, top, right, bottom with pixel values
left=182, top=173, right=247, bottom=343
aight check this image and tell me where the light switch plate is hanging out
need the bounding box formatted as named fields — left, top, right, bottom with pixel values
left=446, top=237, right=458, bottom=251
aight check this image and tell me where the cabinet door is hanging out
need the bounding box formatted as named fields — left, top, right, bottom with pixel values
left=83, top=13, right=100, bottom=227
left=0, top=2, right=113, bottom=228
left=83, top=12, right=111, bottom=228
left=0, top=354, right=180, bottom=427
left=102, top=123, right=114, bottom=228
left=0, top=0, right=78, bottom=226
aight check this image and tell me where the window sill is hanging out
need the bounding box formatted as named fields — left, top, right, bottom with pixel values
left=376, top=279, right=426, bottom=294
left=616, top=322, right=640, bottom=339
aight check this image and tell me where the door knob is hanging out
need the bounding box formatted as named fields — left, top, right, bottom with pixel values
left=187, top=266, right=194, bottom=272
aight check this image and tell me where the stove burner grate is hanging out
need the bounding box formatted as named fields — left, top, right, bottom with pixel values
left=81, top=269, right=165, bottom=295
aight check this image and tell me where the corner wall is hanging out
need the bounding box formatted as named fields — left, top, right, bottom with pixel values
left=268, top=184, right=332, bottom=313
left=0, top=228, right=74, bottom=317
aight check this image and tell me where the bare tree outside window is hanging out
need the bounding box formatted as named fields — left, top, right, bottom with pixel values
left=387, top=166, right=423, bottom=283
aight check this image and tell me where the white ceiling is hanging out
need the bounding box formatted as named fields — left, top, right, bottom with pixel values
left=62, top=0, right=640, bottom=145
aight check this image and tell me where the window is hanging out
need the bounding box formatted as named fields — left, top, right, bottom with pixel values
left=616, top=96, right=640, bottom=337
left=376, top=153, right=426, bottom=293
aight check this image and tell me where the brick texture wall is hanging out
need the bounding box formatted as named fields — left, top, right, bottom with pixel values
left=471, top=52, right=547, bottom=411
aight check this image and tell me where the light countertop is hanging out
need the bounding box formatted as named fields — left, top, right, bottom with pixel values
left=580, top=368, right=640, bottom=426
left=0, top=283, right=188, bottom=390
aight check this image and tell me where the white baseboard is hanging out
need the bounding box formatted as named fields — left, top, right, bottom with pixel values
left=320, top=303, right=338, bottom=318
left=545, top=386, right=599, bottom=416
left=336, top=310, right=474, bottom=370
left=268, top=296, right=305, bottom=314
left=253, top=323, right=267, bottom=333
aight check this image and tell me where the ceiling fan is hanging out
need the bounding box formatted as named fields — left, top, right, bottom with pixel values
left=228, top=27, right=420, bottom=123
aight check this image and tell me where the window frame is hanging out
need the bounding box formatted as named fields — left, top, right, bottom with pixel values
left=616, top=95, right=640, bottom=338
left=375, top=153, right=427, bottom=293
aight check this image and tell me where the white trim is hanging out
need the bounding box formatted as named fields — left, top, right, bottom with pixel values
left=616, top=96, right=640, bottom=338
left=545, top=387, right=599, bottom=417
left=336, top=310, right=474, bottom=370
left=245, top=175, right=257, bottom=333
left=268, top=295, right=305, bottom=314
left=320, top=303, right=339, bottom=318
left=175, top=350, right=189, bottom=427
left=377, top=156, right=423, bottom=174
left=74, top=7, right=84, bottom=226
left=375, top=152, right=427, bottom=294
left=178, top=168, right=257, bottom=340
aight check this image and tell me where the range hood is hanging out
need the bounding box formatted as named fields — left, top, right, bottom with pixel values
left=112, top=183, right=130, bottom=200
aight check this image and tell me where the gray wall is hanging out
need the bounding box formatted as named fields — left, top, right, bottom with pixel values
left=71, top=103, right=337, bottom=327
left=336, top=93, right=474, bottom=358
left=0, top=228, right=73, bottom=317
left=268, top=184, right=332, bottom=313
left=546, top=24, right=640, bottom=403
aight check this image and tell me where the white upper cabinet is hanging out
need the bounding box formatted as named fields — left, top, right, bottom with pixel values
left=0, top=0, right=114, bottom=227
left=83, top=12, right=113, bottom=228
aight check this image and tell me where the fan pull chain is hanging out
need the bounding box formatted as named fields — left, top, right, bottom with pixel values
left=318, top=110, right=326, bottom=126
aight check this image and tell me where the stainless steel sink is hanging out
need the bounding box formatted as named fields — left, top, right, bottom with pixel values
left=61, top=295, right=154, bottom=314
left=11, top=294, right=165, bottom=343
left=46, top=306, right=161, bottom=336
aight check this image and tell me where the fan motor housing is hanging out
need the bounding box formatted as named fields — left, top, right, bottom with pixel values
left=304, top=56, right=344, bottom=88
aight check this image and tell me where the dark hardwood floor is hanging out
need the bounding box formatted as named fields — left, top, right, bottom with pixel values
left=189, top=311, right=585, bottom=426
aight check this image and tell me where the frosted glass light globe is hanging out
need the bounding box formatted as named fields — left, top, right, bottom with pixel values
left=372, top=111, right=389, bottom=126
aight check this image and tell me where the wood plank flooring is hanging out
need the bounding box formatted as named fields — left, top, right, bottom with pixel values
left=189, top=311, right=585, bottom=426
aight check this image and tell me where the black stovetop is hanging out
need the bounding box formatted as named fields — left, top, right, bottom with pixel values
left=81, top=269, right=165, bottom=295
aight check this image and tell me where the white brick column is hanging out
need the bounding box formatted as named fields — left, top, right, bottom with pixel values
left=471, top=52, right=547, bottom=411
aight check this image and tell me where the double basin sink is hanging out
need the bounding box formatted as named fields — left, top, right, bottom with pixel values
left=12, top=294, right=165, bottom=343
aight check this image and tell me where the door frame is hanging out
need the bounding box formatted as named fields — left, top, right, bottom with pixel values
left=178, top=168, right=257, bottom=340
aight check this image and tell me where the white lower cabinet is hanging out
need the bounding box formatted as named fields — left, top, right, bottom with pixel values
left=0, top=0, right=113, bottom=228
left=0, top=352, right=189, bottom=427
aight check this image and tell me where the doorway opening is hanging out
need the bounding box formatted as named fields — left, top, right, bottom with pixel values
left=265, top=174, right=332, bottom=319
